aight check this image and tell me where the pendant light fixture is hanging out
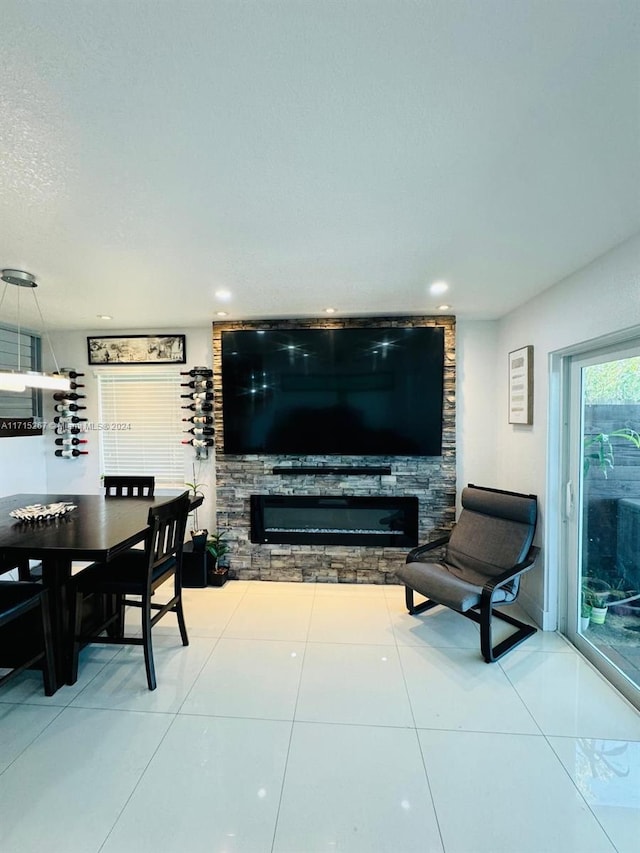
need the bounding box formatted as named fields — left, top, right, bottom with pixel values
left=0, top=269, right=71, bottom=392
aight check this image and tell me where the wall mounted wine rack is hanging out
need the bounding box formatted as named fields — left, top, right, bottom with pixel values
left=52, top=369, right=88, bottom=459
left=180, top=366, right=214, bottom=459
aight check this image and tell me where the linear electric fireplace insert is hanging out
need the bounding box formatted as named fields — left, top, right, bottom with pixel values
left=250, top=495, right=419, bottom=547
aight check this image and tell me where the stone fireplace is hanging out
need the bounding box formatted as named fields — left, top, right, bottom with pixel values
left=212, top=315, right=456, bottom=583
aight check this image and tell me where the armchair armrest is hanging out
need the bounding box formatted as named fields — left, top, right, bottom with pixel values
left=406, top=534, right=451, bottom=563
left=480, top=545, right=540, bottom=606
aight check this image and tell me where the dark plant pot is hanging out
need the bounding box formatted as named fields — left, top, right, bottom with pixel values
left=190, top=530, right=208, bottom=553
left=181, top=541, right=210, bottom=588
left=208, top=566, right=229, bottom=587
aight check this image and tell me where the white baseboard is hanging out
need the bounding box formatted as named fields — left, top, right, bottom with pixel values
left=519, top=587, right=557, bottom=632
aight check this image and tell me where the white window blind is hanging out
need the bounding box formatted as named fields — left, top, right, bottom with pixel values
left=98, top=370, right=185, bottom=488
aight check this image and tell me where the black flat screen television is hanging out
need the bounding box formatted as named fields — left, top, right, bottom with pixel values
left=221, top=326, right=445, bottom=456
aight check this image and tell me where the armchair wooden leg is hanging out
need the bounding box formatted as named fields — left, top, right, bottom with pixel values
left=480, top=606, right=537, bottom=663
left=405, top=585, right=439, bottom=616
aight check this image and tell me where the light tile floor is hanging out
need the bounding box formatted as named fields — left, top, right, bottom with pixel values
left=1, top=580, right=639, bottom=853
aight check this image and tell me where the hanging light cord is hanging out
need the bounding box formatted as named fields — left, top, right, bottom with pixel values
left=0, top=280, right=60, bottom=375
left=29, top=286, right=63, bottom=375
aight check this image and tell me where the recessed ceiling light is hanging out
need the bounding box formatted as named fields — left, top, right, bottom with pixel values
left=97, top=314, right=113, bottom=320
left=215, top=289, right=232, bottom=301
left=325, top=307, right=337, bottom=314
left=437, top=304, right=451, bottom=311
left=216, top=311, right=229, bottom=317
left=430, top=281, right=448, bottom=295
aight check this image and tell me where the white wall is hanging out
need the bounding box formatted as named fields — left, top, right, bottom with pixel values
left=0, top=435, right=48, bottom=497
left=455, top=319, right=500, bottom=508
left=40, top=326, right=216, bottom=529
left=488, top=231, right=640, bottom=628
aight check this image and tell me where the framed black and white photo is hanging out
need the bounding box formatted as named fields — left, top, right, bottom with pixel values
left=508, top=345, right=533, bottom=425
left=87, top=334, right=186, bottom=365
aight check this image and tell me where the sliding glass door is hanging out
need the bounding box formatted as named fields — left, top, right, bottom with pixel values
left=564, top=344, right=640, bottom=708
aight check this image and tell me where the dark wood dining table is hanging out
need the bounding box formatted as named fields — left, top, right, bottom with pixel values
left=0, top=492, right=199, bottom=692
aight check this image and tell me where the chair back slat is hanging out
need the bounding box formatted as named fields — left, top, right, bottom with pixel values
left=104, top=476, right=155, bottom=498
left=146, top=492, right=190, bottom=579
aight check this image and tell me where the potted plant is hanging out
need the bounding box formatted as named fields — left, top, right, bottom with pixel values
left=580, top=600, right=591, bottom=631
left=190, top=528, right=208, bottom=552
left=582, top=577, right=609, bottom=624
left=206, top=531, right=230, bottom=586
left=582, top=577, right=634, bottom=624
left=185, top=467, right=207, bottom=552
left=583, top=428, right=640, bottom=478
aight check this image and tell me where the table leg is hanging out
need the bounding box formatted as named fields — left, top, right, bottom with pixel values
left=40, top=556, right=72, bottom=690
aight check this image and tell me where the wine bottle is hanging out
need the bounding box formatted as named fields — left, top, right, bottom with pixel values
left=181, top=438, right=214, bottom=447
left=182, top=415, right=213, bottom=425
left=182, top=403, right=213, bottom=412
left=53, top=392, right=86, bottom=402
left=55, top=448, right=89, bottom=457
left=180, top=392, right=213, bottom=401
left=184, top=427, right=214, bottom=436
left=54, top=426, right=84, bottom=436
left=54, top=415, right=88, bottom=424
left=55, top=437, right=88, bottom=446
left=63, top=371, right=85, bottom=379
left=54, top=403, right=86, bottom=413
left=180, top=368, right=213, bottom=378
left=68, top=381, right=85, bottom=390
left=180, top=380, right=213, bottom=389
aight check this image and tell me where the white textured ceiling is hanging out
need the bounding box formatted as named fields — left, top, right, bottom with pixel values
left=1, top=0, right=639, bottom=331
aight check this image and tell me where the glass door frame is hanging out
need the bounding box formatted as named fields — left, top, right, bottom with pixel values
left=552, top=333, right=640, bottom=710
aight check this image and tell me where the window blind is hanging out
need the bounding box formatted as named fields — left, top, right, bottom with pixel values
left=98, top=370, right=185, bottom=488
left=0, top=325, right=41, bottom=419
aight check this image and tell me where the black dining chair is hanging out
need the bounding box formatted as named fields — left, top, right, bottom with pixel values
left=0, top=581, right=56, bottom=695
left=92, top=476, right=155, bottom=636
left=69, top=491, right=191, bottom=691
left=103, top=475, right=155, bottom=498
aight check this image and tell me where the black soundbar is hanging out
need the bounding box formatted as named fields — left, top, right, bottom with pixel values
left=271, top=466, right=392, bottom=476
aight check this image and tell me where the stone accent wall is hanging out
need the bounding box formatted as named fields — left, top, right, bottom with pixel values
left=212, top=316, right=456, bottom=583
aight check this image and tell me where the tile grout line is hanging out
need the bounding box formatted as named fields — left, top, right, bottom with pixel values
left=174, top=585, right=251, bottom=714
left=543, top=734, right=621, bottom=852
left=0, top=703, right=67, bottom=779
left=384, top=591, right=448, bottom=853
left=268, top=578, right=318, bottom=853
left=95, top=710, right=181, bottom=853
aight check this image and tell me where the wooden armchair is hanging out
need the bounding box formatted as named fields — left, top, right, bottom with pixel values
left=396, top=484, right=539, bottom=662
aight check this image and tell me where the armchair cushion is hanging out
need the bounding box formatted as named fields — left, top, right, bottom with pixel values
left=398, top=559, right=516, bottom=613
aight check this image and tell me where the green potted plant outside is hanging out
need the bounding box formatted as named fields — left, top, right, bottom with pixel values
left=583, top=577, right=635, bottom=624
left=583, top=428, right=640, bottom=478
left=206, top=531, right=230, bottom=586
left=583, top=578, right=612, bottom=624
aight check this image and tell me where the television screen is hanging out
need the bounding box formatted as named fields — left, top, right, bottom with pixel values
left=221, top=326, right=444, bottom=456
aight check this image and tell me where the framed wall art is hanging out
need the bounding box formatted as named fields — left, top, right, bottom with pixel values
left=87, top=334, right=186, bottom=366
left=508, top=345, right=533, bottom=425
